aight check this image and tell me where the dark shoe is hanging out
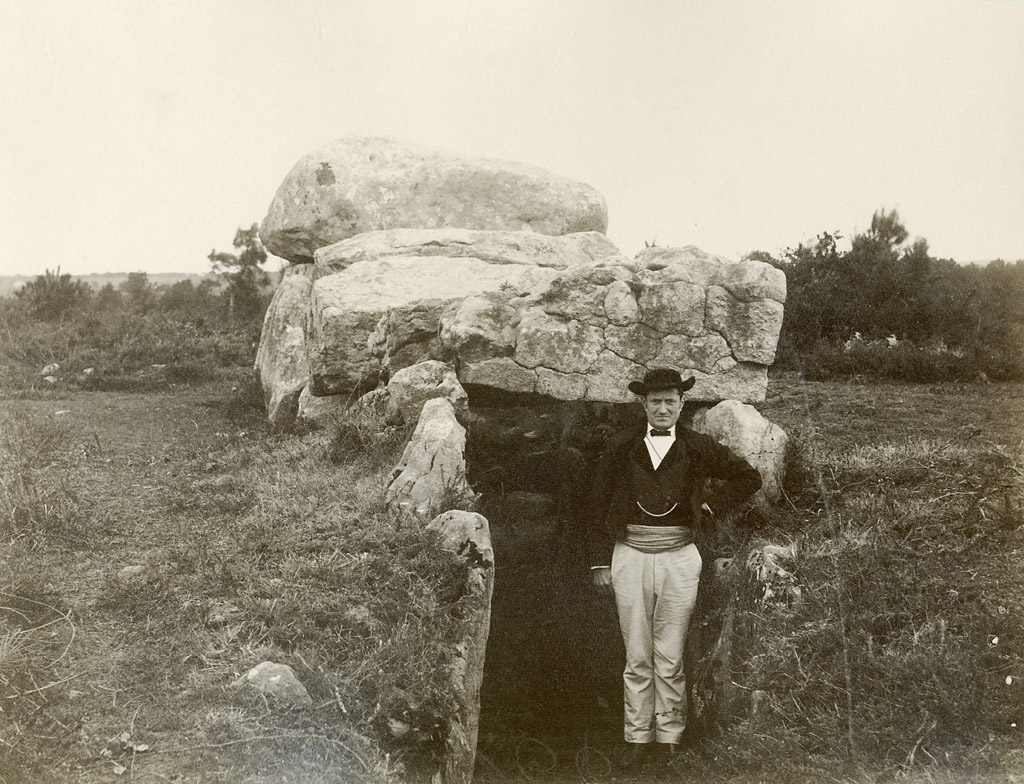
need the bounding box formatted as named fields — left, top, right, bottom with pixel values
left=618, top=742, right=649, bottom=769
left=658, top=742, right=681, bottom=754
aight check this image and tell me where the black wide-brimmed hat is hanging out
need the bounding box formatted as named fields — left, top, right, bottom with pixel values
left=628, top=368, right=696, bottom=396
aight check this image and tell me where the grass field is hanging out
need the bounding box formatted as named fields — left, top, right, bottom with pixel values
left=1, top=372, right=1022, bottom=783
left=0, top=373, right=469, bottom=783
left=475, top=373, right=1024, bottom=783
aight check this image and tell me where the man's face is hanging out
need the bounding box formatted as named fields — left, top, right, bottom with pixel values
left=643, top=388, right=683, bottom=430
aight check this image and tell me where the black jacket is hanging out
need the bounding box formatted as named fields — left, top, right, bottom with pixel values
left=587, top=425, right=762, bottom=568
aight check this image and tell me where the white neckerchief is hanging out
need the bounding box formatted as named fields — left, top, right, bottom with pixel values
left=644, top=424, right=676, bottom=470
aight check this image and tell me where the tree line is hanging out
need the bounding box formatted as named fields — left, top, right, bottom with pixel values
left=0, top=225, right=272, bottom=391
left=748, top=209, right=1024, bottom=381
left=11, top=224, right=269, bottom=326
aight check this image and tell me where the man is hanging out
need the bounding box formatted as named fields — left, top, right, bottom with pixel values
left=588, top=367, right=762, bottom=765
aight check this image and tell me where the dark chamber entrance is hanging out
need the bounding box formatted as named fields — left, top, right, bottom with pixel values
left=465, top=392, right=637, bottom=781
left=474, top=516, right=626, bottom=781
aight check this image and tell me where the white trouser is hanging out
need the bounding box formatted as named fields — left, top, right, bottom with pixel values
left=611, top=541, right=702, bottom=744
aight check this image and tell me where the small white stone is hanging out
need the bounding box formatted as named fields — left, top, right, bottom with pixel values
left=205, top=601, right=241, bottom=627
left=117, top=565, right=146, bottom=581
left=387, top=718, right=412, bottom=738
left=232, top=661, right=311, bottom=707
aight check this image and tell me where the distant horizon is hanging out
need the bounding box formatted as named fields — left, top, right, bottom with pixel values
left=0, top=247, right=1015, bottom=286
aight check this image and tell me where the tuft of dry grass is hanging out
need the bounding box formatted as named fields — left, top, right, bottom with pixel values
left=327, top=396, right=412, bottom=469
left=0, top=581, right=78, bottom=781
left=0, top=410, right=93, bottom=545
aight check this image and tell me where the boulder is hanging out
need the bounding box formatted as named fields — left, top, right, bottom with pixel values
left=442, top=249, right=785, bottom=403
left=300, top=244, right=783, bottom=404
left=386, top=399, right=475, bottom=520
left=305, top=230, right=604, bottom=395
left=383, top=361, right=468, bottom=426
left=314, top=228, right=617, bottom=277
left=231, top=662, right=312, bottom=707
left=691, top=400, right=788, bottom=506
left=440, top=293, right=520, bottom=364
left=254, top=265, right=314, bottom=426
left=706, top=287, right=785, bottom=365
left=427, top=510, right=494, bottom=784
left=307, top=258, right=516, bottom=395
left=260, top=136, right=608, bottom=263
left=634, top=246, right=786, bottom=301
left=296, top=384, right=348, bottom=427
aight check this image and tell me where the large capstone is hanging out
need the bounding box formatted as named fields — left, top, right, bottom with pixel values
left=304, top=229, right=609, bottom=395
left=260, top=136, right=609, bottom=263
left=442, top=248, right=786, bottom=403
left=314, top=228, right=619, bottom=277
left=263, top=236, right=785, bottom=418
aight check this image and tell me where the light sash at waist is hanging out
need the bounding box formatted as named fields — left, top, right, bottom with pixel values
left=624, top=524, right=692, bottom=554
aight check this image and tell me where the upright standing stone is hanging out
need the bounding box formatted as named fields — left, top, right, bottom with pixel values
left=691, top=400, right=788, bottom=507
left=254, top=265, right=314, bottom=426
left=427, top=510, right=494, bottom=784
left=385, top=399, right=475, bottom=519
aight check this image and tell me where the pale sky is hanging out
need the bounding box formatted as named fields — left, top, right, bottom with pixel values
left=1, top=0, right=1022, bottom=277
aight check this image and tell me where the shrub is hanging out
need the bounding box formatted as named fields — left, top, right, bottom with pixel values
left=14, top=268, right=92, bottom=321
left=784, top=337, right=1023, bottom=383
left=0, top=292, right=264, bottom=393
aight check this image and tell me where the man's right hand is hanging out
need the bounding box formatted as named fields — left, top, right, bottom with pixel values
left=592, top=567, right=613, bottom=596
